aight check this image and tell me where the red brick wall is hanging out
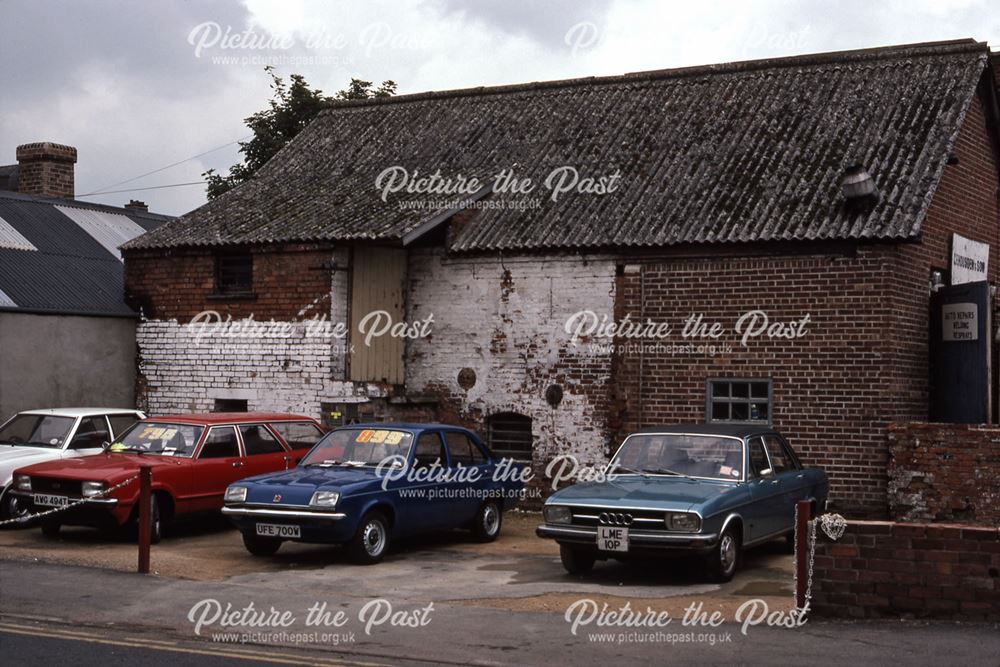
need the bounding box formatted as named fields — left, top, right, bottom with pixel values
left=887, top=95, right=1000, bottom=423
left=611, top=247, right=897, bottom=514
left=611, top=91, right=1000, bottom=516
left=811, top=520, right=1000, bottom=620
left=887, top=422, right=1000, bottom=525
left=123, top=243, right=334, bottom=321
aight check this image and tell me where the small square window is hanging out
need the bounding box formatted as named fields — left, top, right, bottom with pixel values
left=707, top=379, right=771, bottom=424
left=214, top=251, right=253, bottom=296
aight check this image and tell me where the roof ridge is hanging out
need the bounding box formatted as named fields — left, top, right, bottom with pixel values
left=0, top=189, right=173, bottom=220
left=321, top=38, right=988, bottom=111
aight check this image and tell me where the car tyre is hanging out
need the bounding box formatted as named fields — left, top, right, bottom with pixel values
left=348, top=511, right=389, bottom=565
left=0, top=489, right=32, bottom=526
left=471, top=501, right=503, bottom=542
left=560, top=544, right=596, bottom=575
left=242, top=532, right=282, bottom=556
left=706, top=525, right=740, bottom=582
left=40, top=519, right=60, bottom=538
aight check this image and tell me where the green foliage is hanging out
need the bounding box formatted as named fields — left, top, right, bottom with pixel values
left=204, top=68, right=396, bottom=200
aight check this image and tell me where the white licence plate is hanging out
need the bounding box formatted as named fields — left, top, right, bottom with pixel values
left=33, top=493, right=70, bottom=507
left=597, top=525, right=629, bottom=552
left=255, top=523, right=300, bottom=538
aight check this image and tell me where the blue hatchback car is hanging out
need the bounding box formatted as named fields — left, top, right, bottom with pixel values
left=222, top=424, right=523, bottom=564
left=537, top=424, right=827, bottom=581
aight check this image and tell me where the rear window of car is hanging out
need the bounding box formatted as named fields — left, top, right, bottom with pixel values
left=240, top=424, right=285, bottom=455
left=444, top=432, right=486, bottom=466
left=270, top=421, right=324, bottom=450
left=108, top=414, right=140, bottom=438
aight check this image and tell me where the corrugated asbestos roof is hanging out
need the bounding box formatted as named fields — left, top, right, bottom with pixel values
left=0, top=191, right=170, bottom=316
left=125, top=40, right=993, bottom=253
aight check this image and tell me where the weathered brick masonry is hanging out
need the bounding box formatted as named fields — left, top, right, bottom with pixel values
left=888, top=422, right=1000, bottom=525
left=811, top=520, right=1000, bottom=620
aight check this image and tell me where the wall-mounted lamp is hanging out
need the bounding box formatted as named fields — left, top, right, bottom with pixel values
left=929, top=269, right=945, bottom=294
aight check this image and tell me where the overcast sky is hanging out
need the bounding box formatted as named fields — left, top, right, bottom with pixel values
left=0, top=0, right=996, bottom=216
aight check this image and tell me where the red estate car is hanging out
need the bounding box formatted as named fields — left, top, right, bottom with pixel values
left=11, top=412, right=325, bottom=542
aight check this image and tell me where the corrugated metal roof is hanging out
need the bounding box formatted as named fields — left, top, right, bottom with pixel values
left=124, top=39, right=993, bottom=253
left=0, top=214, right=37, bottom=251
left=0, top=286, right=15, bottom=307
left=54, top=204, right=148, bottom=261
left=0, top=191, right=170, bottom=316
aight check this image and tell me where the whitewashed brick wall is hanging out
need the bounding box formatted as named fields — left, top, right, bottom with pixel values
left=406, top=248, right=617, bottom=466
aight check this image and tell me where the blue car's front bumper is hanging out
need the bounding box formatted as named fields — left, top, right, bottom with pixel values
left=536, top=523, right=720, bottom=554
left=223, top=505, right=356, bottom=544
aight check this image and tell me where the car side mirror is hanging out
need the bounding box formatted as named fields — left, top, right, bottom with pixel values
left=759, top=467, right=773, bottom=478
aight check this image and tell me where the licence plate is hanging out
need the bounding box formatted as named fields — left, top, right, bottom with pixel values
left=597, top=525, right=629, bottom=552
left=255, top=523, right=300, bottom=538
left=33, top=494, right=70, bottom=508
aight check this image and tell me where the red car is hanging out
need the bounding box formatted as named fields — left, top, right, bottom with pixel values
left=10, top=412, right=325, bottom=542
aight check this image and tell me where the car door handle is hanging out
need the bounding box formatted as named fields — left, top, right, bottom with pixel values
left=797, top=473, right=805, bottom=479
left=232, top=461, right=244, bottom=468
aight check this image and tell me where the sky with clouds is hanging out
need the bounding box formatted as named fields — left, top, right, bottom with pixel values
left=0, top=0, right=997, bottom=216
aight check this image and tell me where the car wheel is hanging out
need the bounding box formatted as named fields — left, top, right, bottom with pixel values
left=242, top=532, right=282, bottom=556
left=706, top=525, right=740, bottom=582
left=0, top=489, right=32, bottom=526
left=471, top=501, right=503, bottom=542
left=348, top=511, right=389, bottom=565
left=40, top=519, right=60, bottom=538
left=560, top=544, right=596, bottom=575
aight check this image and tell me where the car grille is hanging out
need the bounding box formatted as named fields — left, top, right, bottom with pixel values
left=31, top=477, right=82, bottom=497
left=569, top=507, right=667, bottom=530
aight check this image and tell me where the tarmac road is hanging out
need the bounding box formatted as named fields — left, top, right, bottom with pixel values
left=1, top=513, right=998, bottom=665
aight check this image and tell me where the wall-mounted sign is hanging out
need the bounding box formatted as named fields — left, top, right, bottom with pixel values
left=941, top=302, right=978, bottom=341
left=951, top=233, right=989, bottom=285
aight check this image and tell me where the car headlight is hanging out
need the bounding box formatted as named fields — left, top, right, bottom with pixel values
left=82, top=481, right=107, bottom=498
left=665, top=512, right=701, bottom=532
left=224, top=486, right=247, bottom=503
left=14, top=475, right=31, bottom=492
left=543, top=505, right=572, bottom=524
left=309, top=491, right=339, bottom=508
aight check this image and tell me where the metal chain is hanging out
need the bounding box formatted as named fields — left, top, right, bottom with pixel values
left=0, top=474, right=139, bottom=527
left=795, top=512, right=846, bottom=616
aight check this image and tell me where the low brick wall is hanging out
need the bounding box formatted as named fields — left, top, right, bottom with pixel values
left=887, top=422, right=1000, bottom=525
left=811, top=520, right=1000, bottom=620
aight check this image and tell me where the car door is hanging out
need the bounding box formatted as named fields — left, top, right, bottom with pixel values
left=190, top=426, right=245, bottom=511
left=763, top=434, right=806, bottom=529
left=397, top=431, right=451, bottom=533
left=238, top=424, right=291, bottom=477
left=443, top=431, right=489, bottom=527
left=746, top=436, right=785, bottom=540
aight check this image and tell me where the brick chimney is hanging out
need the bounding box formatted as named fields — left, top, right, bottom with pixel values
left=15, top=142, right=77, bottom=199
left=124, top=199, right=148, bottom=212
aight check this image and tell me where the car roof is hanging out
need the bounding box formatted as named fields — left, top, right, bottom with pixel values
left=634, top=423, right=776, bottom=438
left=337, top=423, right=476, bottom=433
left=150, top=412, right=315, bottom=426
left=17, top=408, right=143, bottom=418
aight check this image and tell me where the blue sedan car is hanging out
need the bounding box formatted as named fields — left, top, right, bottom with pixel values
left=537, top=425, right=827, bottom=581
left=222, top=424, right=523, bottom=564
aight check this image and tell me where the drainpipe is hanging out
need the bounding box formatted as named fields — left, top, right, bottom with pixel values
left=638, top=266, right=645, bottom=429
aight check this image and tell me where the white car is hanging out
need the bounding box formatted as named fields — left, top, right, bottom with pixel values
left=0, top=408, right=145, bottom=522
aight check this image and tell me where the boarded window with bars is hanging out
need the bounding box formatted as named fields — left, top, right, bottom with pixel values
left=214, top=250, right=253, bottom=296
left=487, top=413, right=533, bottom=461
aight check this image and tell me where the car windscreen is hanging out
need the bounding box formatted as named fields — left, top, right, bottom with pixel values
left=612, top=434, right=744, bottom=481
left=110, top=422, right=204, bottom=457
left=301, top=428, right=414, bottom=467
left=0, top=414, right=75, bottom=448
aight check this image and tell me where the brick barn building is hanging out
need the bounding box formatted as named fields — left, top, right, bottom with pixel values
left=123, top=40, right=1000, bottom=516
